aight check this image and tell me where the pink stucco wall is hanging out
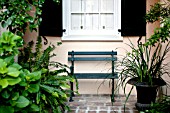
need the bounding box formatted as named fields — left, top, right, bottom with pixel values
left=24, top=0, right=170, bottom=95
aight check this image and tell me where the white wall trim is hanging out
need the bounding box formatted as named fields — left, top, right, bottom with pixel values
left=62, top=35, right=123, bottom=42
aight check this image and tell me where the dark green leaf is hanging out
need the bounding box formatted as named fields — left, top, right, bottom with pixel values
left=28, top=83, right=40, bottom=93
left=15, top=96, right=29, bottom=108
left=1, top=90, right=10, bottom=99
left=0, top=106, right=14, bottom=113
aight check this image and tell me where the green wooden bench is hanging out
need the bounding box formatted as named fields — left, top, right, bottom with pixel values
left=68, top=51, right=118, bottom=102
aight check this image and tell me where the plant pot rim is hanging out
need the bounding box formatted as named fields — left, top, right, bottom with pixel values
left=127, top=77, right=166, bottom=87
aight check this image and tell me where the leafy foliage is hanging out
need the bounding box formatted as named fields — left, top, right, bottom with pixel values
left=0, top=32, right=73, bottom=113
left=0, top=0, right=72, bottom=113
left=0, top=32, right=42, bottom=113
left=0, top=32, right=23, bottom=57
left=0, top=0, right=60, bottom=36
left=18, top=36, right=73, bottom=113
left=145, top=95, right=170, bottom=113
left=145, top=0, right=170, bottom=46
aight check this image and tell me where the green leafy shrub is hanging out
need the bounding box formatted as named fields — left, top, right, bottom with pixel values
left=0, top=0, right=60, bottom=36
left=18, top=36, right=73, bottom=113
left=0, top=0, right=73, bottom=112
left=0, top=32, right=73, bottom=113
left=145, top=1, right=170, bottom=46
left=0, top=32, right=23, bottom=57
left=0, top=32, right=42, bottom=113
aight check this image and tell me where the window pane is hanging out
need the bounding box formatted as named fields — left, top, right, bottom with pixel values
left=71, top=0, right=82, bottom=12
left=71, top=14, right=84, bottom=30
left=85, top=0, right=99, bottom=12
left=84, top=14, right=99, bottom=30
left=101, top=14, right=114, bottom=30
left=69, top=0, right=115, bottom=33
left=101, top=0, right=114, bottom=12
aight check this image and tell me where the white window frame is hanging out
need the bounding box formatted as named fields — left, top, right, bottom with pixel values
left=62, top=0, right=122, bottom=41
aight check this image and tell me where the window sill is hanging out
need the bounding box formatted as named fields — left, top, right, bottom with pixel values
left=61, top=35, right=123, bottom=42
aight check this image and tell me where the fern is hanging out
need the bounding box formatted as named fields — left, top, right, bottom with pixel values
left=18, top=36, right=73, bottom=113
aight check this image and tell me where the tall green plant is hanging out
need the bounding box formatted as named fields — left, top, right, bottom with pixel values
left=18, top=36, right=74, bottom=113
left=116, top=38, right=170, bottom=85
left=115, top=38, right=170, bottom=109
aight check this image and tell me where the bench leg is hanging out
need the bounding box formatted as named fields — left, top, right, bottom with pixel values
left=69, top=81, right=74, bottom=102
left=111, top=78, right=115, bottom=103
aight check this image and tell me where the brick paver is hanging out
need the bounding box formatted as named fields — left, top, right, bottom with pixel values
left=66, top=94, right=139, bottom=113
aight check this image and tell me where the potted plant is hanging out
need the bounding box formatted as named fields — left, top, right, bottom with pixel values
left=116, top=37, right=170, bottom=111
left=116, top=1, right=170, bottom=111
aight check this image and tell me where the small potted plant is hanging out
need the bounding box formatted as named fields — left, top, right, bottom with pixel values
left=116, top=1, right=170, bottom=111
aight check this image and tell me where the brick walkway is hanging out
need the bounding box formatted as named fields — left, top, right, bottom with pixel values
left=65, top=94, right=139, bottom=113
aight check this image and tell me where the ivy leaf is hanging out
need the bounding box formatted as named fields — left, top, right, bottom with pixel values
left=5, top=77, right=21, bottom=85
left=26, top=71, right=41, bottom=82
left=7, top=67, right=20, bottom=77
left=15, top=96, right=29, bottom=108
left=4, top=56, right=14, bottom=65
left=28, top=83, right=40, bottom=93
left=0, top=59, right=8, bottom=74
left=10, top=63, right=22, bottom=70
left=0, top=79, right=8, bottom=89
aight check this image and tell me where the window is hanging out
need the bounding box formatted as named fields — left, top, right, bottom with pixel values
left=62, top=0, right=121, bottom=40
left=39, top=0, right=146, bottom=38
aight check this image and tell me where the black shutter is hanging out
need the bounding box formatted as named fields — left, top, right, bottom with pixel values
left=39, top=0, right=62, bottom=37
left=121, top=0, right=146, bottom=36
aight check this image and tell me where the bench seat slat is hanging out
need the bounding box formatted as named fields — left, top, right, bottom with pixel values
left=68, top=51, right=117, bottom=55
left=68, top=57, right=117, bottom=61
left=74, top=73, right=118, bottom=79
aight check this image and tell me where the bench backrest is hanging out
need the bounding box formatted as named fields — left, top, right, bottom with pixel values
left=68, top=51, right=117, bottom=61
